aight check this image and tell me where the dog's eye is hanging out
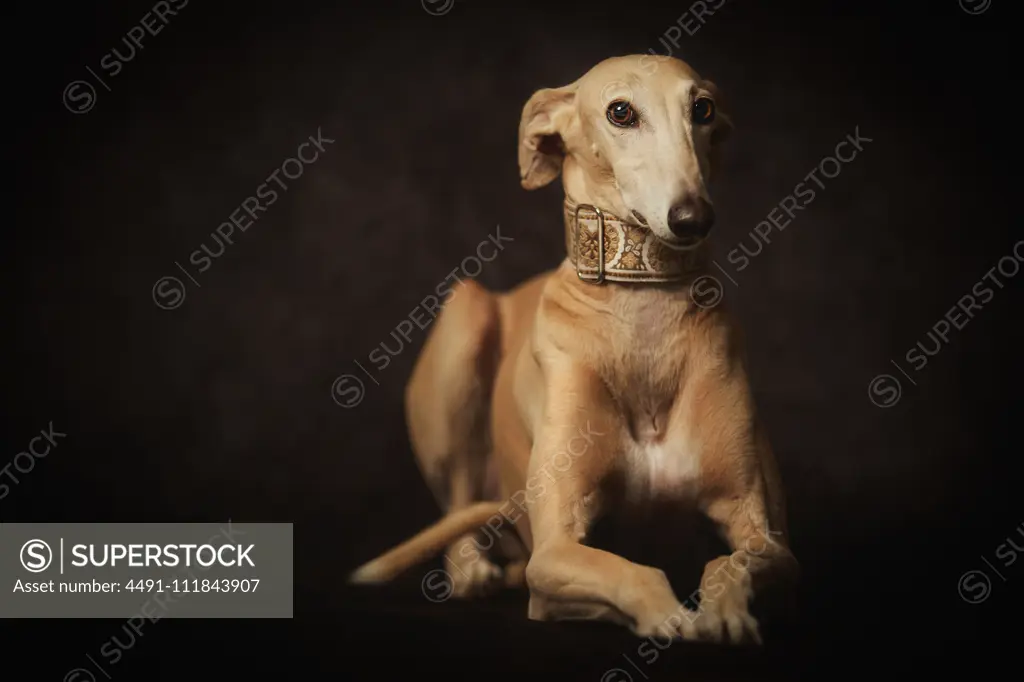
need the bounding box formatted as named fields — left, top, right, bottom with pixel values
left=692, top=97, right=715, bottom=125
left=607, top=101, right=637, bottom=128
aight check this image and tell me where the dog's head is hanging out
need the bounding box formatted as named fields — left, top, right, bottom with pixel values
left=518, top=55, right=733, bottom=248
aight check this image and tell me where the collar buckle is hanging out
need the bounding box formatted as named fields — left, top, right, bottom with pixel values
left=574, top=204, right=605, bottom=284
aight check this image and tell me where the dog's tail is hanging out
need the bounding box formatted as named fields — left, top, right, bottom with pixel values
left=348, top=501, right=505, bottom=584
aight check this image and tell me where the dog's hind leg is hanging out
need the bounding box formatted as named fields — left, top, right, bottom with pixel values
left=405, top=280, right=506, bottom=596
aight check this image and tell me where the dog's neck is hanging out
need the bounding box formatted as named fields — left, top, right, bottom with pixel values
left=562, top=197, right=709, bottom=285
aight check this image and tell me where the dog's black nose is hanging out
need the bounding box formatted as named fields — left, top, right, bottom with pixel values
left=668, top=198, right=715, bottom=239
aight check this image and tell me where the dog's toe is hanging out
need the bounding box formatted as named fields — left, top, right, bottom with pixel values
left=741, top=613, right=762, bottom=645
left=676, top=611, right=701, bottom=641
left=695, top=611, right=725, bottom=642
left=693, top=609, right=761, bottom=645
left=724, top=612, right=761, bottom=644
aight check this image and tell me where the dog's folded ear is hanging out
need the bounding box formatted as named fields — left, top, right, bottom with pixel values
left=518, top=84, right=577, bottom=190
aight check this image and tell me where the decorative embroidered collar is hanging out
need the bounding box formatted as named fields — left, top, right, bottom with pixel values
left=564, top=199, right=706, bottom=284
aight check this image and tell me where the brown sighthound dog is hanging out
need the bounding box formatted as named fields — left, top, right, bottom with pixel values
left=350, top=55, right=798, bottom=644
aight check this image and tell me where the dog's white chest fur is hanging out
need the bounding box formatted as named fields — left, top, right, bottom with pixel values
left=624, top=434, right=701, bottom=499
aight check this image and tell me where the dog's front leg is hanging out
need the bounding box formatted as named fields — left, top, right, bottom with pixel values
left=694, top=475, right=799, bottom=644
left=521, top=371, right=699, bottom=639
left=526, top=538, right=700, bottom=638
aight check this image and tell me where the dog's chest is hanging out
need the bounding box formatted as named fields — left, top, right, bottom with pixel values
left=599, top=288, right=708, bottom=500
left=622, top=430, right=702, bottom=500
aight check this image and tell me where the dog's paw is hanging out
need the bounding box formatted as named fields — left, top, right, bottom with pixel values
left=689, top=601, right=762, bottom=644
left=635, top=560, right=762, bottom=644
left=448, top=556, right=504, bottom=598
left=690, top=561, right=762, bottom=645
left=637, top=601, right=760, bottom=644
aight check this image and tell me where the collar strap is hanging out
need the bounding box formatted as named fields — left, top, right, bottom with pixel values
left=564, top=199, right=703, bottom=284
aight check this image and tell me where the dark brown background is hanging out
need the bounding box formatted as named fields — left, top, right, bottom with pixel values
left=4, top=0, right=1019, bottom=679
